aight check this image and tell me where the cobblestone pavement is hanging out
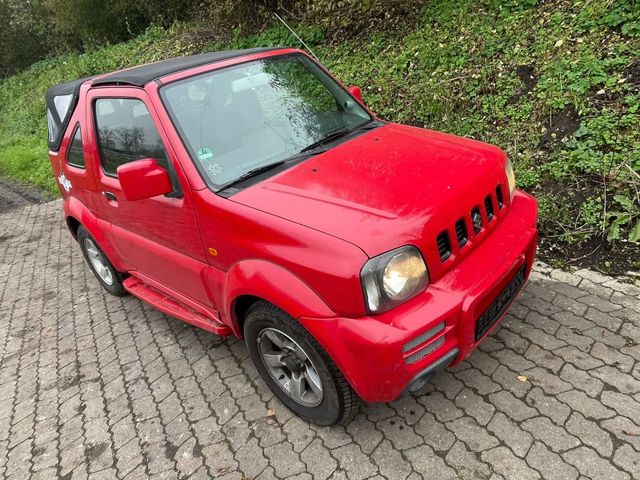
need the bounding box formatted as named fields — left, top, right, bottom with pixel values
left=1, top=200, right=640, bottom=480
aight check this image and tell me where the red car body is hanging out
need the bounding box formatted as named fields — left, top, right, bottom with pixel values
left=47, top=48, right=538, bottom=403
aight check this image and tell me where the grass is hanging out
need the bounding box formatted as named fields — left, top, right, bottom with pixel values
left=1, top=0, right=639, bottom=270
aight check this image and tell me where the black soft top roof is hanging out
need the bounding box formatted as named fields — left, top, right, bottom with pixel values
left=45, top=47, right=286, bottom=151
left=91, top=47, right=282, bottom=87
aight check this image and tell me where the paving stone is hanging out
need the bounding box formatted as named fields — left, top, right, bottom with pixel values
left=566, top=412, right=613, bottom=457
left=372, top=439, right=412, bottom=480
left=445, top=440, right=493, bottom=479
left=526, top=441, right=578, bottom=480
left=405, top=444, right=457, bottom=479
left=521, top=416, right=580, bottom=452
left=2, top=201, right=638, bottom=479
left=486, top=412, right=533, bottom=458
left=559, top=363, right=604, bottom=397
left=481, top=446, right=541, bottom=480
left=590, top=365, right=640, bottom=394
left=563, top=446, right=630, bottom=480
left=413, top=411, right=455, bottom=452
left=558, top=390, right=616, bottom=420
left=601, top=391, right=640, bottom=424
left=602, top=416, right=640, bottom=451
left=332, top=443, right=377, bottom=480
left=489, top=391, right=538, bottom=422
left=525, top=387, right=571, bottom=425
left=612, top=444, right=640, bottom=479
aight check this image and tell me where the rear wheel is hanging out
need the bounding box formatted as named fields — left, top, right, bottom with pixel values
left=77, top=226, right=126, bottom=296
left=244, top=301, right=359, bottom=425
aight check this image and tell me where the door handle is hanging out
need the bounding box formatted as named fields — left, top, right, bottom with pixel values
left=102, top=191, right=117, bottom=201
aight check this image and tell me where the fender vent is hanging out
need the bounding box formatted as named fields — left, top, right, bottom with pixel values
left=455, top=218, right=468, bottom=247
left=436, top=231, right=451, bottom=261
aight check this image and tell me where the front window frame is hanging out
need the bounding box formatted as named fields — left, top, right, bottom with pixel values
left=92, top=96, right=172, bottom=179
left=158, top=52, right=373, bottom=195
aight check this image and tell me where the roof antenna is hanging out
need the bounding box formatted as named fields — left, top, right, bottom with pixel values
left=273, top=13, right=320, bottom=61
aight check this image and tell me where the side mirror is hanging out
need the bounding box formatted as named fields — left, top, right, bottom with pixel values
left=117, top=158, right=173, bottom=201
left=347, top=85, right=363, bottom=103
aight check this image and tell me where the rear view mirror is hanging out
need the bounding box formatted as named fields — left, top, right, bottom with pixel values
left=348, top=85, right=363, bottom=103
left=117, top=158, right=173, bottom=201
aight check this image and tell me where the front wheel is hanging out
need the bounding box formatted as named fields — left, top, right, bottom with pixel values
left=244, top=301, right=359, bottom=425
left=77, top=226, right=126, bottom=297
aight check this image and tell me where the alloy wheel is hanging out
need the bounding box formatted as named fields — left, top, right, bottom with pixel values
left=257, top=327, right=324, bottom=407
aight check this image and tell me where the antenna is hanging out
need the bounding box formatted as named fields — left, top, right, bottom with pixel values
left=273, top=13, right=320, bottom=61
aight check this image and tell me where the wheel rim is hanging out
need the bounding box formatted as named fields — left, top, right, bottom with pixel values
left=257, top=328, right=324, bottom=407
left=83, top=238, right=114, bottom=286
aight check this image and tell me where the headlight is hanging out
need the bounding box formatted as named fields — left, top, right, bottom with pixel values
left=361, top=246, right=429, bottom=314
left=505, top=157, right=516, bottom=201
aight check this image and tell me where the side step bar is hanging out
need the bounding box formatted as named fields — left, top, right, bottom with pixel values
left=123, top=276, right=232, bottom=336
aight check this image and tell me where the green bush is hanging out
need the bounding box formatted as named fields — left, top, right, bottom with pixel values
left=0, top=0, right=638, bottom=251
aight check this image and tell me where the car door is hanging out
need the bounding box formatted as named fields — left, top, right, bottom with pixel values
left=86, top=87, right=212, bottom=306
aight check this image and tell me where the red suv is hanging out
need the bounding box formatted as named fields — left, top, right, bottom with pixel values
left=46, top=47, right=538, bottom=425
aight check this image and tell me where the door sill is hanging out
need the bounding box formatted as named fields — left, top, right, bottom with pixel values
left=123, top=275, right=232, bottom=336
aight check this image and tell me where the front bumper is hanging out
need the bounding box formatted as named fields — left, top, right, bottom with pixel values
left=299, top=191, right=538, bottom=403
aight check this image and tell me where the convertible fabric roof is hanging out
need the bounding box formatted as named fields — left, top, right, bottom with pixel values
left=45, top=47, right=287, bottom=151
left=45, top=75, right=94, bottom=152
left=91, top=47, right=283, bottom=87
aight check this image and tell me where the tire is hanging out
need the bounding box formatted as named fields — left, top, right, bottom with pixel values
left=244, top=301, right=359, bottom=425
left=77, top=226, right=127, bottom=297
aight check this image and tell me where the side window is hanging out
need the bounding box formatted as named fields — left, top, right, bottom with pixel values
left=94, top=98, right=169, bottom=176
left=67, top=124, right=86, bottom=168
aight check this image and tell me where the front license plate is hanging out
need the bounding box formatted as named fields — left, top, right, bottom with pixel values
left=475, top=264, right=526, bottom=341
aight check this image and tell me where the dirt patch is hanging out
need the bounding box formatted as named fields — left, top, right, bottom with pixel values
left=624, top=60, right=640, bottom=85
left=507, top=65, right=538, bottom=104
left=538, top=235, right=640, bottom=277
left=538, top=106, right=580, bottom=151
left=0, top=176, right=54, bottom=214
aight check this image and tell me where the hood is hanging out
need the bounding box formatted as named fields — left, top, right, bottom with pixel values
left=232, top=123, right=508, bottom=272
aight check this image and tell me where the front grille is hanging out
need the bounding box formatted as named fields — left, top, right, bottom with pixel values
left=475, top=264, right=526, bottom=340
left=434, top=183, right=503, bottom=262
left=471, top=206, right=483, bottom=234
left=496, top=185, right=504, bottom=209
left=436, top=231, right=451, bottom=261
left=455, top=218, right=468, bottom=247
left=484, top=195, right=495, bottom=221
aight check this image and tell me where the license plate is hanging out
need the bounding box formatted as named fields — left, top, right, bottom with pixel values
left=475, top=264, right=526, bottom=341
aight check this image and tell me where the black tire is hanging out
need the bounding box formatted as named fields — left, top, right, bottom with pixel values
left=244, top=301, right=359, bottom=425
left=77, top=226, right=127, bottom=297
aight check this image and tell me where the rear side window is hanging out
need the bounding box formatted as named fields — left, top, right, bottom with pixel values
left=66, top=124, right=86, bottom=168
left=94, top=98, right=169, bottom=176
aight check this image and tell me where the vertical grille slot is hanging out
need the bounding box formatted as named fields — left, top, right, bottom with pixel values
left=436, top=231, right=451, bottom=261
left=484, top=195, right=495, bottom=221
left=454, top=218, right=468, bottom=247
left=471, top=206, right=482, bottom=234
left=495, top=185, right=504, bottom=209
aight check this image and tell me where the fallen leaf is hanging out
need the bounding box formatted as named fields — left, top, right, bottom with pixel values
left=517, top=375, right=528, bottom=382
left=266, top=408, right=275, bottom=417
left=554, top=39, right=564, bottom=47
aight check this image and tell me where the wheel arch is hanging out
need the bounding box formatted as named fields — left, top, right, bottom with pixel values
left=63, top=196, right=128, bottom=272
left=223, top=259, right=336, bottom=337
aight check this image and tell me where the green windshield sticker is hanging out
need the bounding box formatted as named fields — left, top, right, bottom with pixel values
left=196, top=147, right=214, bottom=161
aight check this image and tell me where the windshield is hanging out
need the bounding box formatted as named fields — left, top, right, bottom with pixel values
left=161, top=54, right=372, bottom=190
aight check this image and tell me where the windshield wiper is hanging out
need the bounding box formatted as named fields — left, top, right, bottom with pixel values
left=300, top=120, right=382, bottom=153
left=217, top=161, right=286, bottom=191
